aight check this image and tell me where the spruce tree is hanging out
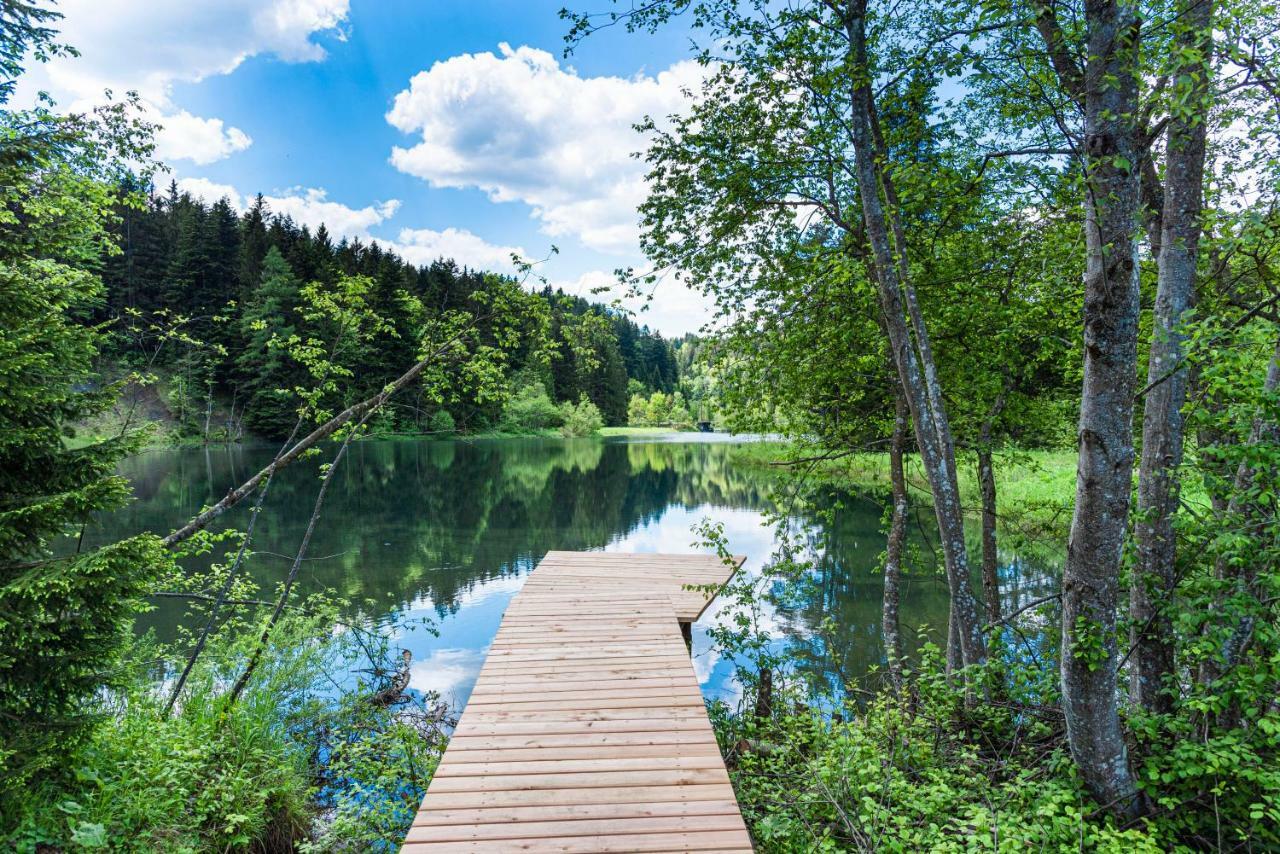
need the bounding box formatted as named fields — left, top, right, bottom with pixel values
left=237, top=246, right=302, bottom=436
left=0, top=18, right=170, bottom=794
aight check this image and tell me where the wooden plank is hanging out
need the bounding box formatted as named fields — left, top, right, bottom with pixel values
left=402, top=829, right=753, bottom=852
left=412, top=799, right=742, bottom=827
left=466, top=686, right=703, bottom=703
left=437, top=744, right=722, bottom=764
left=413, top=782, right=736, bottom=809
left=461, top=696, right=706, bottom=713
left=401, top=552, right=750, bottom=853
left=444, top=718, right=715, bottom=737
left=405, top=813, right=746, bottom=843
left=425, top=767, right=731, bottom=793
left=435, top=755, right=725, bottom=777
left=471, top=673, right=698, bottom=688
left=456, top=708, right=710, bottom=723
left=445, top=730, right=715, bottom=750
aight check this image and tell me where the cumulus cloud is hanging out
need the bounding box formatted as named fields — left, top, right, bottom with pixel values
left=174, top=177, right=246, bottom=209
left=17, top=0, right=349, bottom=164
left=552, top=268, right=718, bottom=338
left=393, top=227, right=525, bottom=272
left=386, top=43, right=704, bottom=255
left=175, top=179, right=399, bottom=242
left=268, top=188, right=400, bottom=240
left=30, top=0, right=349, bottom=104
left=154, top=110, right=253, bottom=166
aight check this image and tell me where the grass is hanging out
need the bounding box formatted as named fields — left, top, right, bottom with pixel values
left=598, top=426, right=688, bottom=436
left=728, top=442, right=1074, bottom=502
left=730, top=440, right=1213, bottom=562
left=730, top=442, right=1079, bottom=559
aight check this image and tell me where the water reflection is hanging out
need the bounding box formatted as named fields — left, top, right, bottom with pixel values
left=90, top=437, right=1054, bottom=709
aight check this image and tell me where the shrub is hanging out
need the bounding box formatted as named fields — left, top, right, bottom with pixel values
left=427, top=409, right=456, bottom=436
left=559, top=396, right=604, bottom=437
left=500, top=380, right=562, bottom=432
left=627, top=392, right=650, bottom=425
left=5, top=614, right=447, bottom=852
left=711, top=645, right=1167, bottom=853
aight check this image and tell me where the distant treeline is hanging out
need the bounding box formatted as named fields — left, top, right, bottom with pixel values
left=96, top=183, right=684, bottom=435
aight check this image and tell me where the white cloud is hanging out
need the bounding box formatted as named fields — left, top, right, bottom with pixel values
left=174, top=177, right=245, bottom=209
left=175, top=179, right=399, bottom=242
left=31, top=0, right=349, bottom=105
left=386, top=43, right=704, bottom=255
left=408, top=647, right=488, bottom=704
left=17, top=0, right=349, bottom=164
left=393, top=227, right=525, bottom=272
left=553, top=268, right=718, bottom=337
left=154, top=110, right=253, bottom=166
left=267, top=188, right=400, bottom=240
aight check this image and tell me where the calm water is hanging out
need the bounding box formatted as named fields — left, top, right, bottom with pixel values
left=90, top=436, right=1053, bottom=709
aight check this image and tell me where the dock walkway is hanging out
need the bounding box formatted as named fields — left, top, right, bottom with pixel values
left=401, top=551, right=752, bottom=853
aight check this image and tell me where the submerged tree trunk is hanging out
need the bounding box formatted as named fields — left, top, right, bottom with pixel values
left=843, top=0, right=986, bottom=671
left=1055, top=0, right=1145, bottom=816
left=883, top=387, right=909, bottom=689
left=1131, top=0, right=1213, bottom=716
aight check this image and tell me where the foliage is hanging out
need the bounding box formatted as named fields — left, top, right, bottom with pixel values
left=709, top=652, right=1167, bottom=853
left=558, top=395, right=604, bottom=437
left=427, top=408, right=456, bottom=436
left=0, top=27, right=172, bottom=794
left=500, top=375, right=563, bottom=432
left=98, top=188, right=687, bottom=436
left=699, top=493, right=1280, bottom=851
left=5, top=614, right=447, bottom=853
left=627, top=390, right=694, bottom=427
left=237, top=246, right=302, bottom=436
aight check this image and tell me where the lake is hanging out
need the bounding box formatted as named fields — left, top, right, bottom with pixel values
left=89, top=435, right=1054, bottom=710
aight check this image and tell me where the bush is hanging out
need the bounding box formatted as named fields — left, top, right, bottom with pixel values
left=427, top=409, right=456, bottom=436
left=500, top=381, right=562, bottom=432
left=712, top=645, right=1167, bottom=853
left=559, top=396, right=604, bottom=437
left=627, top=392, right=650, bottom=425
left=4, top=614, right=448, bottom=852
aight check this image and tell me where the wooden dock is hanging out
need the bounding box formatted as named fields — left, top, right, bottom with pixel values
left=402, top=551, right=752, bottom=853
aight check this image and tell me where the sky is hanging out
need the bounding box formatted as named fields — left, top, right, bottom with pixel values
left=17, top=0, right=715, bottom=336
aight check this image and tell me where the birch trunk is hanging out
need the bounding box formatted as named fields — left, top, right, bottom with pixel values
left=1059, top=0, right=1144, bottom=815
left=844, top=0, right=986, bottom=670
left=1131, top=0, right=1213, bottom=715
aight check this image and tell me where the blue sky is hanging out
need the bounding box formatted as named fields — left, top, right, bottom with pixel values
left=21, top=0, right=712, bottom=334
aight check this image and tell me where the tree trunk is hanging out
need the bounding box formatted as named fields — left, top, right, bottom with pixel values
left=1131, top=0, right=1213, bottom=716
left=1200, top=336, right=1280, bottom=695
left=1057, top=0, right=1144, bottom=816
left=978, top=446, right=999, bottom=620
left=843, top=0, right=986, bottom=671
left=946, top=601, right=961, bottom=677
left=883, top=387, right=908, bottom=690
left=203, top=384, right=213, bottom=445
left=978, top=391, right=1007, bottom=632
left=754, top=666, right=774, bottom=722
